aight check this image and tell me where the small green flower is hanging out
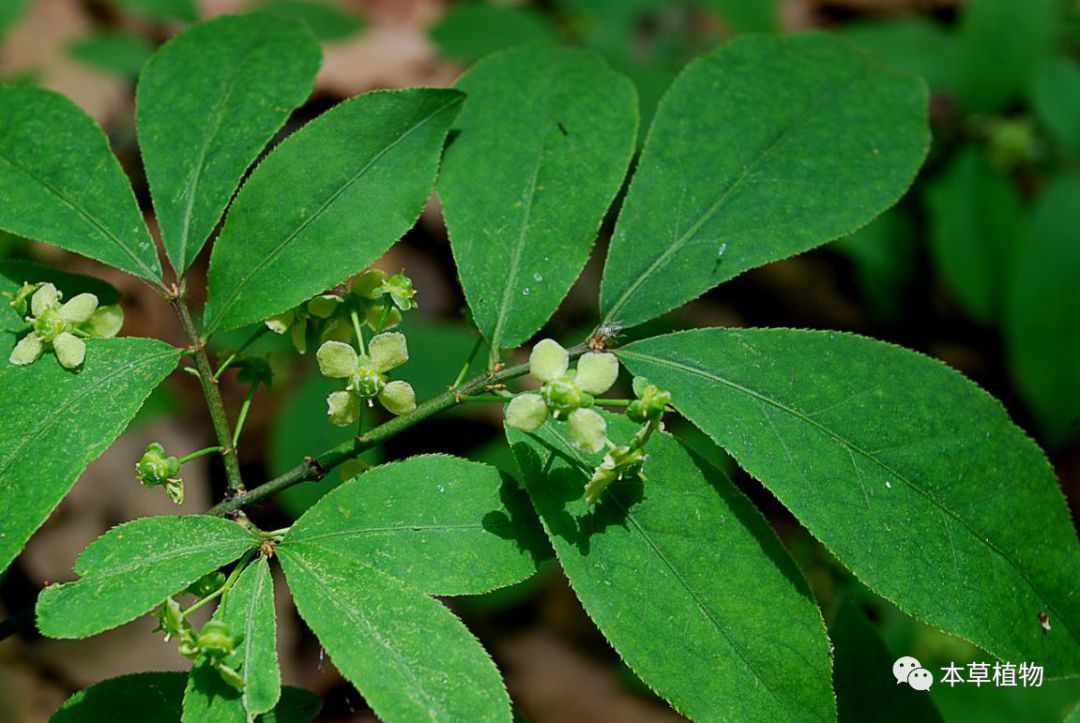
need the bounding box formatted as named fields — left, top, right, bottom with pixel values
left=505, top=338, right=619, bottom=453
left=316, top=332, right=416, bottom=425
left=136, top=442, right=184, bottom=505
left=379, top=273, right=418, bottom=311
left=265, top=293, right=342, bottom=354
left=584, top=441, right=649, bottom=505
left=626, top=377, right=672, bottom=423
left=9, top=283, right=123, bottom=369
left=195, top=620, right=243, bottom=660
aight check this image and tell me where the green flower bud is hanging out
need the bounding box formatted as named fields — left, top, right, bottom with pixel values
left=505, top=393, right=548, bottom=432
left=368, top=332, right=408, bottom=373
left=575, top=352, right=619, bottom=395
left=9, top=282, right=39, bottom=317
left=379, top=380, right=416, bottom=415
left=187, top=571, right=226, bottom=597
left=381, top=273, right=418, bottom=311
left=627, top=378, right=671, bottom=422
left=136, top=442, right=181, bottom=487
left=529, top=339, right=568, bottom=383
left=196, top=620, right=242, bottom=660
left=567, top=408, right=608, bottom=454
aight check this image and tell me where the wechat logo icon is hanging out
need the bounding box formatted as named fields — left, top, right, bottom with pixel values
left=893, top=656, right=934, bottom=691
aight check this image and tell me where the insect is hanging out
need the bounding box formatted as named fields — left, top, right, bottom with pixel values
left=587, top=323, right=623, bottom=351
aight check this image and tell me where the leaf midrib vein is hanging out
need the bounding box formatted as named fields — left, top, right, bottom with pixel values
left=206, top=97, right=459, bottom=334
left=619, top=348, right=1080, bottom=645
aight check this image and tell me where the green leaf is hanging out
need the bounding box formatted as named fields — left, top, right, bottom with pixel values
left=0, top=259, right=119, bottom=367
left=53, top=672, right=186, bottom=722
left=203, top=88, right=463, bottom=334
left=55, top=672, right=319, bottom=723
left=256, top=0, right=365, bottom=42
left=105, top=0, right=196, bottom=22
left=221, top=557, right=280, bottom=716
left=137, top=13, right=321, bottom=273
left=430, top=3, right=555, bottom=62
left=285, top=454, right=548, bottom=595
left=69, top=30, right=154, bottom=79
left=954, top=0, right=1058, bottom=113
left=0, top=85, right=162, bottom=283
left=182, top=659, right=245, bottom=723
left=440, top=44, right=637, bottom=353
left=0, top=338, right=178, bottom=574
left=278, top=545, right=511, bottom=721
left=1006, top=176, right=1080, bottom=447
left=620, top=328, right=1080, bottom=675
left=831, top=600, right=944, bottom=723
left=507, top=412, right=835, bottom=721
left=36, top=515, right=257, bottom=638
left=840, top=17, right=956, bottom=92
left=599, top=32, right=929, bottom=329
left=1031, top=57, right=1080, bottom=157
left=924, top=145, right=1025, bottom=325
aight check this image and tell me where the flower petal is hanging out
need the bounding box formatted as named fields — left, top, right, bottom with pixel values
left=316, top=341, right=358, bottom=378
left=378, top=380, right=416, bottom=416
left=83, top=304, right=124, bottom=338
left=368, top=332, right=408, bottom=372
left=59, top=293, right=99, bottom=324
left=53, top=332, right=86, bottom=369
left=307, top=294, right=341, bottom=319
left=327, top=390, right=362, bottom=426
left=505, top=393, right=548, bottom=432
left=529, top=338, right=568, bottom=382
left=291, top=321, right=308, bottom=355
left=30, top=283, right=60, bottom=316
left=567, top=408, right=608, bottom=454
left=351, top=269, right=388, bottom=299
left=9, top=332, right=43, bottom=365
left=265, top=309, right=294, bottom=334
left=576, top=352, right=619, bottom=395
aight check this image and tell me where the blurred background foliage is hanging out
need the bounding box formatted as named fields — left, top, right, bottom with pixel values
left=0, top=0, right=1077, bottom=721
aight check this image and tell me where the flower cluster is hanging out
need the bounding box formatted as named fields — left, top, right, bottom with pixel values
left=584, top=377, right=671, bottom=504
left=317, top=332, right=416, bottom=426
left=505, top=338, right=673, bottom=504
left=135, top=442, right=184, bottom=505
left=265, top=269, right=416, bottom=353
left=157, top=596, right=245, bottom=689
left=505, top=339, right=619, bottom=453
left=8, top=282, right=123, bottom=369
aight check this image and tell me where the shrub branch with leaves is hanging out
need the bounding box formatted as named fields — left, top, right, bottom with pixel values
left=0, top=11, right=1077, bottom=723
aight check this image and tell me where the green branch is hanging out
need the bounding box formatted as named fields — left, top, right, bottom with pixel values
left=207, top=343, right=590, bottom=516
left=172, top=297, right=245, bottom=493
